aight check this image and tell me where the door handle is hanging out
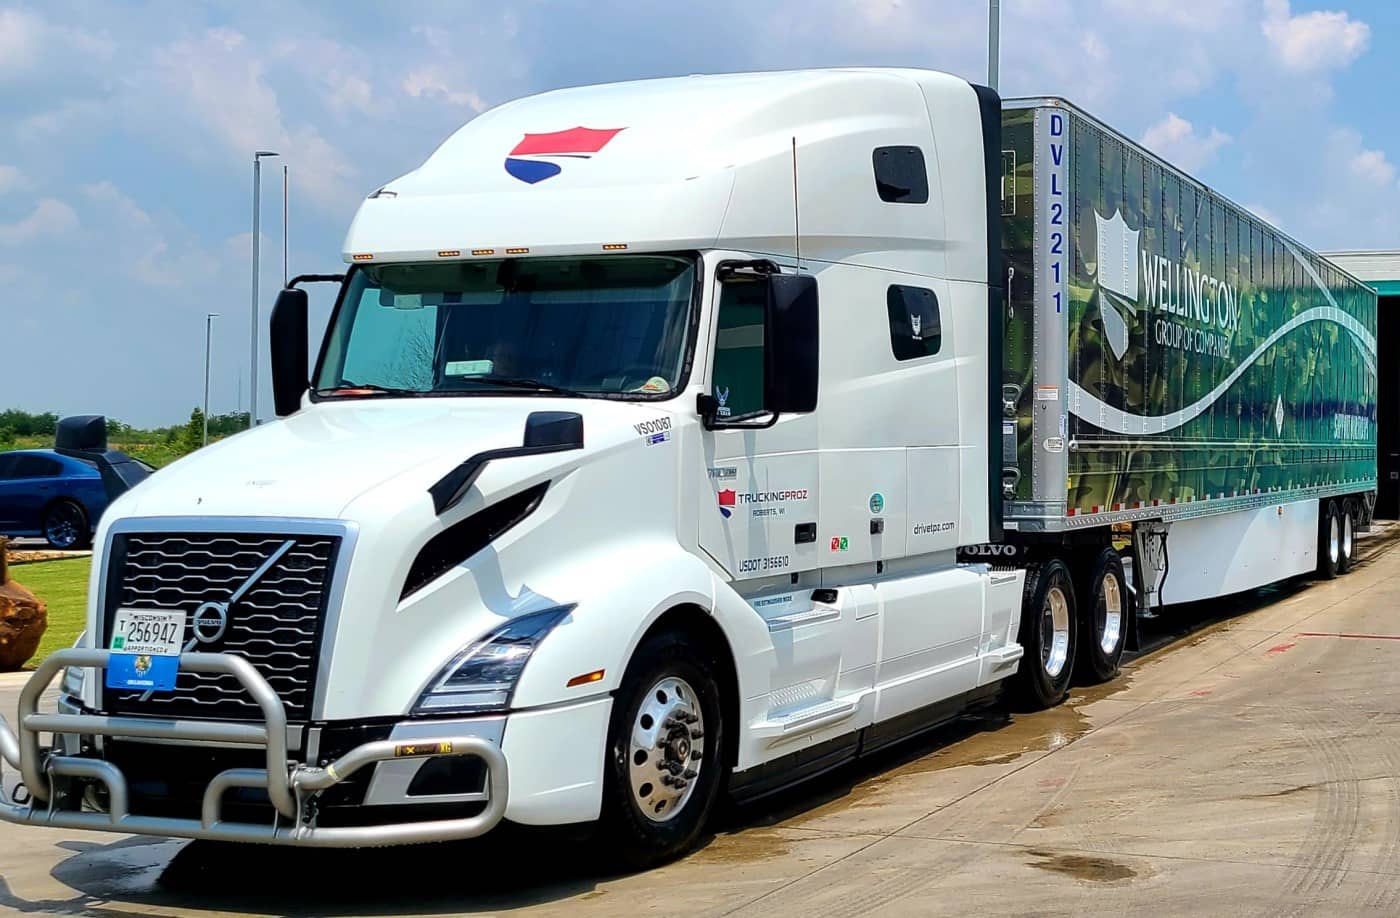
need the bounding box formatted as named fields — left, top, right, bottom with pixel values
left=794, top=523, right=816, bottom=544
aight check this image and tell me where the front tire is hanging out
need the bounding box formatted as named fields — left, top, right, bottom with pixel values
left=600, top=632, right=725, bottom=869
left=1317, top=499, right=1341, bottom=580
left=1012, top=559, right=1078, bottom=710
left=43, top=500, right=89, bottom=550
left=1075, top=548, right=1128, bottom=685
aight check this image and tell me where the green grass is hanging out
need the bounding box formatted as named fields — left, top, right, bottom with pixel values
left=9, top=557, right=90, bottom=668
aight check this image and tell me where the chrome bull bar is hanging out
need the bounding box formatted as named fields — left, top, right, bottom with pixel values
left=0, top=649, right=509, bottom=847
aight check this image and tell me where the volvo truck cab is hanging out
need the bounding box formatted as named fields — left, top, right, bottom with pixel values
left=0, top=68, right=1107, bottom=865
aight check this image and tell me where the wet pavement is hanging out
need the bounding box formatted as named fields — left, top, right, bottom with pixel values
left=2, top=527, right=1400, bottom=916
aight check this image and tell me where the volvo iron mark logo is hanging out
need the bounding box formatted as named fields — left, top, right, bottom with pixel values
left=191, top=601, right=229, bottom=645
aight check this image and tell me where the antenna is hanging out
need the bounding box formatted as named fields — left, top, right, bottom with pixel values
left=791, top=136, right=801, bottom=271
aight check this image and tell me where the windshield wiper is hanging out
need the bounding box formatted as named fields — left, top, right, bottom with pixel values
left=314, top=382, right=421, bottom=397
left=464, top=376, right=587, bottom=398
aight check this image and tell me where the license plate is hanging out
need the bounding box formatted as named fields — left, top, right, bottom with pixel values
left=106, top=608, right=185, bottom=692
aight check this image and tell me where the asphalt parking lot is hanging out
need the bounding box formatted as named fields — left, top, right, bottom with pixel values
left=2, top=527, right=1400, bottom=916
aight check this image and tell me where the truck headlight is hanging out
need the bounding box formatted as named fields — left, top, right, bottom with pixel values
left=413, top=605, right=574, bottom=715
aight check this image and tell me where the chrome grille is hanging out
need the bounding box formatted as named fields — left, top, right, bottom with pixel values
left=102, top=532, right=340, bottom=721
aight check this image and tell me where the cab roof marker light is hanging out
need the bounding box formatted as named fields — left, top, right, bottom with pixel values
left=566, top=669, right=605, bottom=688
left=438, top=250, right=461, bottom=258
left=505, top=247, right=529, bottom=255
left=602, top=243, right=628, bottom=251
left=352, top=253, right=374, bottom=261
left=472, top=249, right=496, bottom=256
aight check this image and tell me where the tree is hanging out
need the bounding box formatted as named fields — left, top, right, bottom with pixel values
left=180, top=408, right=205, bottom=454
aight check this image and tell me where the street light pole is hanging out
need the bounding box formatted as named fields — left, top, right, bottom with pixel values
left=250, top=150, right=280, bottom=427
left=988, top=0, right=1001, bottom=92
left=203, top=313, right=219, bottom=447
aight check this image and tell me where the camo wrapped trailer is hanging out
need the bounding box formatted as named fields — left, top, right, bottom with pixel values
left=999, top=98, right=1378, bottom=533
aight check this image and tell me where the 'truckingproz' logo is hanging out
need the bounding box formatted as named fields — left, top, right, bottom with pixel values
left=504, top=126, right=624, bottom=184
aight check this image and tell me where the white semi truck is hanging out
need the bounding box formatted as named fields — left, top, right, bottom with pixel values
left=0, top=68, right=1377, bottom=866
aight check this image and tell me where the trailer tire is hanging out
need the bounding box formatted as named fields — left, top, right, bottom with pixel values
left=1318, top=499, right=1342, bottom=580
left=1074, top=548, right=1128, bottom=685
left=1012, top=559, right=1078, bottom=710
left=1338, top=498, right=1357, bottom=574
left=599, top=631, right=725, bottom=869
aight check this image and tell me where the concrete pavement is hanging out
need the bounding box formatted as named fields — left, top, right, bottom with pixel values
left=1, top=530, right=1399, bottom=915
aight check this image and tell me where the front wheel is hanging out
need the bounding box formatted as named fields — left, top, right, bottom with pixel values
left=600, top=632, right=725, bottom=869
left=1011, top=559, right=1078, bottom=710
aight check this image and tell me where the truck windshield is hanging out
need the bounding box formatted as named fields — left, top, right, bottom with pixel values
left=315, top=255, right=697, bottom=398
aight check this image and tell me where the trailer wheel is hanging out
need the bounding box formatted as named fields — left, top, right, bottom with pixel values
left=599, top=631, right=725, bottom=869
left=1317, top=499, right=1342, bottom=580
left=1012, top=559, right=1078, bottom=710
left=1074, top=548, right=1128, bottom=685
left=1338, top=498, right=1357, bottom=574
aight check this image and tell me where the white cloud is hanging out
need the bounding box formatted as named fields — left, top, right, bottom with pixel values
left=0, top=198, right=78, bottom=244
left=1348, top=147, right=1396, bottom=186
left=402, top=69, right=487, bottom=111
left=1262, top=0, right=1369, bottom=73
left=328, top=75, right=374, bottom=114
left=1140, top=113, right=1231, bottom=173
left=152, top=28, right=357, bottom=209
left=0, top=8, right=45, bottom=80
left=0, top=7, right=114, bottom=83
left=0, top=165, right=22, bottom=194
left=80, top=181, right=220, bottom=289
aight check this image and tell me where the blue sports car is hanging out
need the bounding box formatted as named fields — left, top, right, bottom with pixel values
left=0, top=449, right=114, bottom=549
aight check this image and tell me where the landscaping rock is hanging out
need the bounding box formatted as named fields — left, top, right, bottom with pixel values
left=0, top=538, right=48, bottom=670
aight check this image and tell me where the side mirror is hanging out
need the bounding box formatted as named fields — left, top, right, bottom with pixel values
left=764, top=273, right=819, bottom=414
left=523, top=411, right=585, bottom=450
left=270, top=287, right=309, bottom=417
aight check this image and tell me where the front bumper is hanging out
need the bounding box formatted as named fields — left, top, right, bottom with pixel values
left=0, top=649, right=509, bottom=847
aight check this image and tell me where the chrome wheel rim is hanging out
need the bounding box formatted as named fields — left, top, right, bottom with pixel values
left=1328, top=513, right=1341, bottom=566
left=1099, top=571, right=1123, bottom=656
left=628, top=676, right=704, bottom=823
left=1342, top=511, right=1354, bottom=561
left=1041, top=585, right=1071, bottom=679
left=45, top=505, right=82, bottom=549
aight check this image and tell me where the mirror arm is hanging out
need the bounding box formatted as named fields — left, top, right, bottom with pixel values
left=429, top=443, right=575, bottom=516
left=287, top=273, right=345, bottom=289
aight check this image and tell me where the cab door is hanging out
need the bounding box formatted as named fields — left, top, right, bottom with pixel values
left=696, top=267, right=877, bottom=736
left=697, top=274, right=819, bottom=582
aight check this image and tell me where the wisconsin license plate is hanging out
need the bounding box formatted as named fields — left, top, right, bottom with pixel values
left=106, top=608, right=185, bottom=692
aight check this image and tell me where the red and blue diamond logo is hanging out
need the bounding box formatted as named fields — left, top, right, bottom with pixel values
left=504, top=126, right=625, bottom=184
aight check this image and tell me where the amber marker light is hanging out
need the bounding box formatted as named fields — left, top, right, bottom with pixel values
left=566, top=669, right=605, bottom=688
left=602, top=243, right=628, bottom=250
left=352, top=253, right=374, bottom=261
left=438, top=250, right=461, bottom=258
left=471, top=248, right=496, bottom=256
left=505, top=247, right=530, bottom=255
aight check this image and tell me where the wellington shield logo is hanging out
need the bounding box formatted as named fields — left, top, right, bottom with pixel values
left=504, top=127, right=625, bottom=184
left=1094, top=208, right=1141, bottom=360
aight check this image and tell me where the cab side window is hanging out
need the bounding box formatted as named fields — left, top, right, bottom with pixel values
left=710, top=280, right=766, bottom=420
left=887, top=285, right=941, bottom=361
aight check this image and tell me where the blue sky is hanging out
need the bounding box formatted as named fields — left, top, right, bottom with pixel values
left=1, top=0, right=1395, bottom=426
